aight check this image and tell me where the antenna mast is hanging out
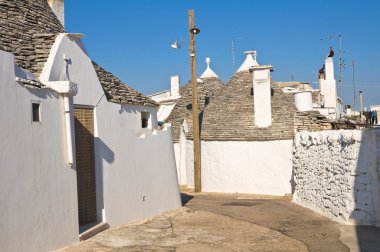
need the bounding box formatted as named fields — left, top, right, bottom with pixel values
left=338, top=34, right=343, bottom=114
left=232, top=39, right=236, bottom=72
left=352, top=60, right=357, bottom=114
left=231, top=37, right=243, bottom=72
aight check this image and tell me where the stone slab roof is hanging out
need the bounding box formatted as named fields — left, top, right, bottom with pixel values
left=92, top=62, right=158, bottom=107
left=165, top=77, right=225, bottom=142
left=0, top=0, right=156, bottom=107
left=184, top=71, right=298, bottom=141
left=0, top=0, right=64, bottom=74
left=166, top=71, right=332, bottom=142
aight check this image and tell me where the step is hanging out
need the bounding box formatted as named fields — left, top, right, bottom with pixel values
left=79, top=222, right=109, bottom=241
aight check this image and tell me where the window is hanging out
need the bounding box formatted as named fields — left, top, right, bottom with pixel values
left=141, top=112, right=151, bottom=129
left=32, top=102, right=41, bottom=122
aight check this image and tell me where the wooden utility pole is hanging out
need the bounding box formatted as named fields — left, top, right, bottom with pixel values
left=188, top=9, right=201, bottom=192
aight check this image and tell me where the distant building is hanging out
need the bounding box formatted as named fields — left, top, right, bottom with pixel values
left=315, top=53, right=343, bottom=119
left=152, top=51, right=332, bottom=195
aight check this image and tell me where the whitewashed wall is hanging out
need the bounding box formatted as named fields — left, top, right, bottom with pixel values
left=173, top=126, right=188, bottom=185
left=293, top=130, right=380, bottom=226
left=95, top=102, right=181, bottom=226
left=45, top=34, right=181, bottom=227
left=178, top=140, right=293, bottom=195
left=0, top=51, right=79, bottom=251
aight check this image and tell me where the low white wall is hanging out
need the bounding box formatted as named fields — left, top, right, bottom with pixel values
left=182, top=140, right=293, bottom=195
left=293, top=130, right=380, bottom=226
left=95, top=101, right=182, bottom=226
left=173, top=127, right=188, bottom=185
left=0, top=51, right=79, bottom=251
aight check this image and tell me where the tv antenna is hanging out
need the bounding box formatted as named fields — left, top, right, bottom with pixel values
left=231, top=37, right=244, bottom=72
left=352, top=60, right=357, bottom=114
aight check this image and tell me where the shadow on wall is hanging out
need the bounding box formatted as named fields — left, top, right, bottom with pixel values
left=354, top=129, right=380, bottom=250
left=27, top=85, right=60, bottom=100
left=290, top=168, right=296, bottom=195
left=119, top=104, right=141, bottom=115
left=198, top=95, right=211, bottom=136
left=74, top=116, right=115, bottom=226
left=292, top=129, right=380, bottom=251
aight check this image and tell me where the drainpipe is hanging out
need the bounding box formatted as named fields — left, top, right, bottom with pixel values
left=64, top=94, right=73, bottom=165
left=44, top=81, right=78, bottom=166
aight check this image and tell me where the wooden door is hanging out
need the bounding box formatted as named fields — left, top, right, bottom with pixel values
left=74, top=107, right=97, bottom=225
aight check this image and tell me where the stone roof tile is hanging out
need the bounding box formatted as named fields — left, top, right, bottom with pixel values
left=0, top=0, right=156, bottom=108
left=0, top=0, right=64, bottom=74
left=92, top=62, right=158, bottom=107
left=191, top=71, right=298, bottom=141
left=166, top=70, right=332, bottom=142
left=165, top=77, right=225, bottom=142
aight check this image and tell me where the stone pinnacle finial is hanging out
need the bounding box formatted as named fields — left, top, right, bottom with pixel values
left=200, top=57, right=219, bottom=78
left=206, top=57, right=211, bottom=67
left=236, top=51, right=259, bottom=72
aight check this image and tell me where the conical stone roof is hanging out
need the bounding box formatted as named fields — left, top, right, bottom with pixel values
left=184, top=70, right=298, bottom=141
left=0, top=0, right=64, bottom=74
left=0, top=0, right=157, bottom=107
left=165, top=77, right=225, bottom=142
left=92, top=62, right=158, bottom=107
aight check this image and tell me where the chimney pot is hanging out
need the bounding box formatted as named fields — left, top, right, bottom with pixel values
left=170, top=75, right=180, bottom=97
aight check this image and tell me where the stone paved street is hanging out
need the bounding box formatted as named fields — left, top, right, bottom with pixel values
left=60, top=192, right=380, bottom=252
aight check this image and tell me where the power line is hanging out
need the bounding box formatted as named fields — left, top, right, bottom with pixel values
left=312, top=82, right=380, bottom=87
left=341, top=84, right=380, bottom=87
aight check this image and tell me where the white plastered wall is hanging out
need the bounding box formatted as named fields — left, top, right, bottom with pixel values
left=180, top=139, right=293, bottom=195
left=173, top=124, right=188, bottom=185
left=43, top=34, right=181, bottom=227
left=94, top=101, right=181, bottom=225
left=0, top=51, right=79, bottom=252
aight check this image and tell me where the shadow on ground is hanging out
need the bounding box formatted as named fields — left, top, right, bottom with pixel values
left=180, top=193, right=193, bottom=206
left=182, top=193, right=350, bottom=252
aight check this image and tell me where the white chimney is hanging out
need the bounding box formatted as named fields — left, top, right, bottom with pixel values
left=322, top=57, right=337, bottom=108
left=48, top=0, right=65, bottom=28
left=251, top=52, right=273, bottom=127
left=170, top=75, right=180, bottom=97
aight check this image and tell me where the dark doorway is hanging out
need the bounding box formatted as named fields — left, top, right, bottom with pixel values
left=74, top=107, right=97, bottom=226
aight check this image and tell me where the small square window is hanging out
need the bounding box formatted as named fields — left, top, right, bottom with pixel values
left=141, top=112, right=151, bottom=129
left=32, top=102, right=41, bottom=122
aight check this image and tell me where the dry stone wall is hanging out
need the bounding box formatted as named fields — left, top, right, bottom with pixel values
left=292, top=129, right=380, bottom=226
left=294, top=111, right=332, bottom=132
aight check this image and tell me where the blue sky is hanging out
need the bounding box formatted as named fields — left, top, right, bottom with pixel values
left=66, top=0, right=380, bottom=108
